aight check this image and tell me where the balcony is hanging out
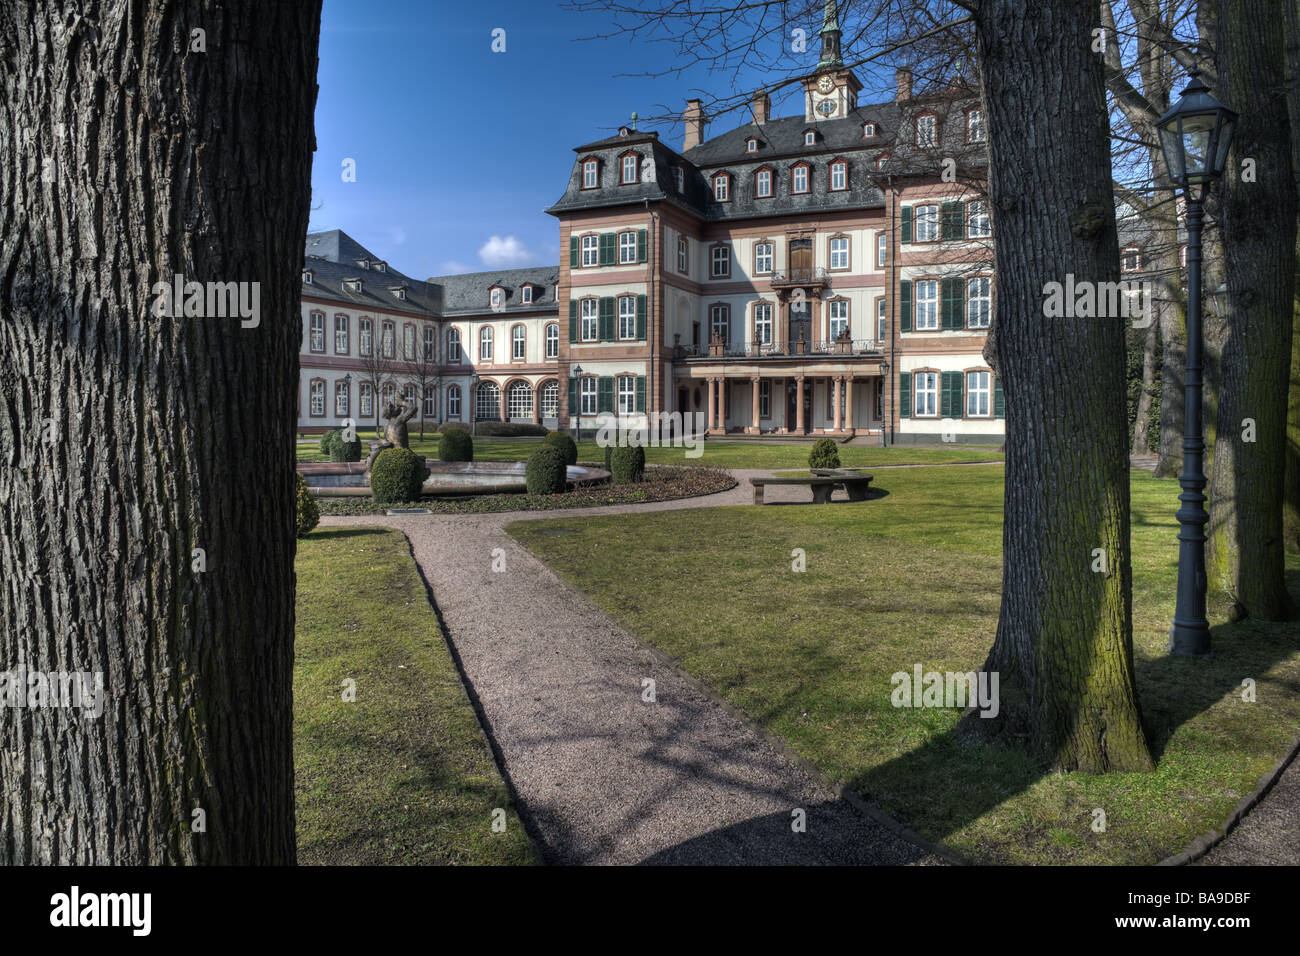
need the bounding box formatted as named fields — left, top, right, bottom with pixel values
left=675, top=338, right=883, bottom=360
left=769, top=266, right=829, bottom=290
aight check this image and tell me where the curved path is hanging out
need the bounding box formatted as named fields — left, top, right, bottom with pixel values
left=322, top=470, right=944, bottom=865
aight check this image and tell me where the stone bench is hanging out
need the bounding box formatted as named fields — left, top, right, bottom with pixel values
left=749, top=476, right=841, bottom=505
left=811, top=469, right=875, bottom=501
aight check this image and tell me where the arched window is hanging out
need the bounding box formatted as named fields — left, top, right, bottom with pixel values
left=480, top=326, right=493, bottom=362
left=447, top=327, right=461, bottom=363
left=541, top=380, right=559, bottom=419
left=507, top=381, right=533, bottom=419
left=447, top=384, right=461, bottom=419
left=475, top=380, right=500, bottom=421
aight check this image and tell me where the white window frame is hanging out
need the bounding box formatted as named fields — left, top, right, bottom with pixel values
left=618, top=231, right=637, bottom=264
left=915, top=204, right=940, bottom=243
left=967, top=109, right=985, bottom=143
left=621, top=154, right=637, bottom=183
left=828, top=299, right=849, bottom=340
left=804, top=131, right=815, bottom=146
left=968, top=200, right=991, bottom=238
left=447, top=385, right=461, bottom=419
left=618, top=296, right=636, bottom=340
left=967, top=276, right=992, bottom=329
left=876, top=232, right=887, bottom=268
left=709, top=304, right=729, bottom=343
left=677, top=236, right=689, bottom=274
left=914, top=371, right=938, bottom=417
left=309, top=380, right=325, bottom=416
left=545, top=323, right=559, bottom=359
left=507, top=381, right=532, bottom=419
left=447, top=327, right=461, bottom=364
left=479, top=326, right=493, bottom=362
left=522, top=285, right=533, bottom=304
left=359, top=318, right=372, bottom=356
left=423, top=325, right=436, bottom=362
left=830, top=161, right=846, bottom=191
left=754, top=302, right=773, bottom=346
left=309, top=313, right=325, bottom=353
left=403, top=324, right=415, bottom=361
left=580, top=298, right=598, bottom=341
left=792, top=165, right=809, bottom=194
left=424, top=384, right=437, bottom=417
left=829, top=236, right=849, bottom=271
left=711, top=245, right=730, bottom=278
left=916, top=114, right=937, bottom=147
left=876, top=298, right=887, bottom=343
left=360, top=383, right=373, bottom=418
left=713, top=174, right=730, bottom=202
left=512, top=325, right=526, bottom=360
left=581, top=234, right=599, bottom=267
left=617, top=375, right=636, bottom=416
left=915, top=279, right=940, bottom=331
left=754, top=241, right=773, bottom=275
left=966, top=370, right=991, bottom=417
left=756, top=168, right=772, bottom=197
left=490, top=288, right=502, bottom=308
left=580, top=377, right=597, bottom=415
left=381, top=322, right=395, bottom=359
left=334, top=380, right=349, bottom=417
left=583, top=159, right=598, bottom=188
left=541, top=380, right=559, bottom=418
left=334, top=314, right=348, bottom=354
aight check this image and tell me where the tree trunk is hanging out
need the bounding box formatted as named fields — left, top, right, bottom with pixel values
left=1206, top=0, right=1298, bottom=621
left=1284, top=0, right=1300, bottom=554
left=973, top=0, right=1152, bottom=772
left=1131, top=307, right=1160, bottom=456
left=0, top=1, right=321, bottom=863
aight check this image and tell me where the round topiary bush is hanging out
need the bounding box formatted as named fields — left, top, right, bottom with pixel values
left=809, top=437, right=841, bottom=470
left=370, top=447, right=425, bottom=504
left=543, top=431, right=578, bottom=466
left=333, top=436, right=362, bottom=463
left=525, top=444, right=568, bottom=495
left=319, top=428, right=341, bottom=459
left=438, top=428, right=474, bottom=462
left=295, top=473, right=319, bottom=537
left=610, top=444, right=646, bottom=483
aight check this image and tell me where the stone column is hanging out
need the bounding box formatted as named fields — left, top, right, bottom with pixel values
left=750, top=376, right=761, bottom=434
left=845, top=376, right=854, bottom=432
left=832, top=376, right=842, bottom=432
left=707, top=377, right=717, bottom=434
left=795, top=376, right=805, bottom=433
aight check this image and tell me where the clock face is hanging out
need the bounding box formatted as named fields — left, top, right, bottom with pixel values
left=817, top=75, right=834, bottom=94
left=817, top=98, right=836, bottom=117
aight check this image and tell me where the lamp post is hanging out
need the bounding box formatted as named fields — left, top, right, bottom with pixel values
left=571, top=364, right=583, bottom=442
left=470, top=371, right=480, bottom=437
left=1155, top=69, right=1237, bottom=656
left=879, top=359, right=890, bottom=448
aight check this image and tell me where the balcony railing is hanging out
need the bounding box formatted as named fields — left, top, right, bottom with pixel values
left=676, top=338, right=883, bottom=359
left=769, top=266, right=828, bottom=286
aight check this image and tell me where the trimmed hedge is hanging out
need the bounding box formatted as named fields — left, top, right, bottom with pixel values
left=610, top=445, right=646, bottom=483
left=543, top=431, right=578, bottom=466
left=438, top=429, right=474, bottom=462
left=319, top=428, right=341, bottom=459
left=809, top=438, right=841, bottom=470
left=439, top=421, right=470, bottom=434
left=475, top=421, right=547, bottom=437
left=295, top=473, right=320, bottom=537
left=333, top=436, right=362, bottom=463
left=525, top=445, right=568, bottom=495
left=370, top=447, right=425, bottom=504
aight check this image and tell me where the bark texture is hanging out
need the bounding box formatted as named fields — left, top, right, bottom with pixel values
left=973, top=0, right=1152, bottom=772
left=1206, top=0, right=1298, bottom=621
left=0, top=1, right=321, bottom=863
left=1284, top=0, right=1300, bottom=554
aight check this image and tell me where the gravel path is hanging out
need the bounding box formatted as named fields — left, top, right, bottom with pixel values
left=1196, top=748, right=1300, bottom=866
left=321, top=470, right=942, bottom=864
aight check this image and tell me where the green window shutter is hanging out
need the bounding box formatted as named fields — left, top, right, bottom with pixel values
left=597, top=376, right=614, bottom=414
left=568, top=377, right=578, bottom=414
left=569, top=301, right=578, bottom=342
left=599, top=232, right=615, bottom=266
left=635, top=376, right=646, bottom=412
left=953, top=276, right=966, bottom=329
left=636, top=294, right=647, bottom=339
left=941, top=201, right=965, bottom=240
left=941, top=278, right=962, bottom=330
left=637, top=228, right=648, bottom=263
left=598, top=297, right=614, bottom=341
left=994, top=377, right=1005, bottom=418
left=899, top=279, right=913, bottom=333
left=940, top=371, right=962, bottom=417
left=899, top=372, right=912, bottom=418
left=952, top=371, right=965, bottom=416
left=900, top=205, right=913, bottom=243
left=569, top=235, right=578, bottom=268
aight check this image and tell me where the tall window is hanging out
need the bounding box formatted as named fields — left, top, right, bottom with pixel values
left=475, top=381, right=499, bottom=421
left=403, top=383, right=418, bottom=406
left=709, top=304, right=729, bottom=344
left=830, top=160, right=847, bottom=191
left=618, top=231, right=637, bottom=264
left=522, top=285, right=533, bottom=304
left=582, top=159, right=598, bottom=188
left=755, top=168, right=772, bottom=197
left=829, top=236, right=849, bottom=271
left=382, top=383, right=395, bottom=408
left=334, top=314, right=349, bottom=353
left=581, top=235, right=599, bottom=267
left=512, top=325, right=526, bottom=359
left=914, top=371, right=938, bottom=416
left=447, top=327, right=461, bottom=363
left=829, top=300, right=849, bottom=340
left=677, top=237, right=688, bottom=273
left=447, top=384, right=461, bottom=419
left=915, top=204, right=939, bottom=242
left=580, top=377, right=597, bottom=415
left=916, top=114, right=937, bottom=146
left=541, top=380, right=559, bottom=418
left=381, top=321, right=394, bottom=358
left=480, top=326, right=493, bottom=361
left=968, top=201, right=991, bottom=238
left=360, top=318, right=373, bottom=356
left=309, top=313, right=324, bottom=353
left=876, top=232, right=887, bottom=268
left=792, top=164, right=809, bottom=194
left=403, top=324, right=415, bottom=360
left=967, top=109, right=985, bottom=143
left=713, top=173, right=730, bottom=202
left=876, top=298, right=887, bottom=343
left=334, top=380, right=349, bottom=416
left=759, top=380, right=771, bottom=418
left=711, top=245, right=730, bottom=278
left=754, top=302, right=773, bottom=346
left=309, top=380, right=325, bottom=416
left=617, top=375, right=636, bottom=415
left=423, top=325, right=436, bottom=361
left=916, top=279, right=940, bottom=330
left=545, top=323, right=559, bottom=359
left=360, top=383, right=373, bottom=418
left=507, top=381, right=533, bottom=419
left=621, top=153, right=637, bottom=183
left=967, top=370, right=991, bottom=417
left=424, top=384, right=437, bottom=417
left=580, top=299, right=597, bottom=341
left=754, top=241, right=773, bottom=275
left=967, top=277, right=992, bottom=328
left=490, top=288, right=502, bottom=309
left=618, top=296, right=636, bottom=340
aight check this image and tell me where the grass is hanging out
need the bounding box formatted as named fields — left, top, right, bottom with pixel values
left=298, top=431, right=1003, bottom=470
left=506, top=465, right=1300, bottom=865
left=295, top=527, right=537, bottom=865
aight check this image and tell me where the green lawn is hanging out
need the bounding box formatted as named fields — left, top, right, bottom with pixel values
left=295, top=527, right=537, bottom=865
left=506, top=466, right=1300, bottom=865
left=298, top=432, right=1002, bottom=470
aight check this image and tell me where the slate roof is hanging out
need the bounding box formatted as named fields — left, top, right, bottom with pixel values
left=302, top=230, right=442, bottom=315
left=424, top=266, right=560, bottom=317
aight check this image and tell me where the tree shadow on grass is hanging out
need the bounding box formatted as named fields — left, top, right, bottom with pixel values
left=307, top=527, right=390, bottom=541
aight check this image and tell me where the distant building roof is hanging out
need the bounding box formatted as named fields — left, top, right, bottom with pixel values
left=425, top=265, right=560, bottom=317
left=302, top=231, right=442, bottom=314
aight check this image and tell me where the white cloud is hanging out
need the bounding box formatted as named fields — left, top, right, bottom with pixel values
left=478, top=235, right=534, bottom=268
left=438, top=260, right=472, bottom=274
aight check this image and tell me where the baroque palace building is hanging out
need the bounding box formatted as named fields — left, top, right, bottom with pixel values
left=297, top=3, right=1002, bottom=443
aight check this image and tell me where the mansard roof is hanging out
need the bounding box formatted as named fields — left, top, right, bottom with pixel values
left=425, top=265, right=560, bottom=318
left=301, top=250, right=442, bottom=316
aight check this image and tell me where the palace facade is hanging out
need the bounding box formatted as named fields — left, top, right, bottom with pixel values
left=298, top=5, right=1003, bottom=443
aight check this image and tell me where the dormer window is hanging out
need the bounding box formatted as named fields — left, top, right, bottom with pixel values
left=372, top=260, right=386, bottom=273
left=829, top=158, right=848, bottom=191
left=712, top=172, right=730, bottom=202
left=967, top=108, right=985, bottom=143
left=390, top=285, right=407, bottom=301
left=916, top=113, right=937, bottom=147
left=355, top=258, right=370, bottom=270
left=1122, top=247, right=1142, bottom=273
left=673, top=166, right=685, bottom=192
left=863, top=122, right=877, bottom=138
left=522, top=285, right=534, bottom=304
left=791, top=161, right=810, bottom=194
left=490, top=287, right=503, bottom=308
left=302, top=269, right=313, bottom=285
left=581, top=157, right=599, bottom=189
left=804, top=130, right=816, bottom=146
left=746, top=137, right=758, bottom=153
left=620, top=152, right=639, bottom=184
left=345, top=278, right=362, bottom=293
left=876, top=153, right=890, bottom=169
left=754, top=166, right=773, bottom=198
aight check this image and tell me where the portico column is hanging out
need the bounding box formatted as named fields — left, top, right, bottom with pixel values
left=796, top=376, right=805, bottom=433
left=750, top=376, right=760, bottom=434
left=845, top=376, right=854, bottom=432
left=832, top=375, right=842, bottom=432
left=707, top=377, right=717, bottom=434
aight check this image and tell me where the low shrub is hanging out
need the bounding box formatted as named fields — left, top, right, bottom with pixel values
left=370, top=447, right=425, bottom=504
left=295, top=473, right=320, bottom=537
left=809, top=437, right=841, bottom=470
left=438, top=429, right=474, bottom=462
left=525, top=445, right=568, bottom=495
left=543, top=431, right=578, bottom=466
left=333, top=436, right=362, bottom=463
left=475, top=421, right=547, bottom=437
left=610, top=445, right=646, bottom=483
left=319, top=428, right=341, bottom=459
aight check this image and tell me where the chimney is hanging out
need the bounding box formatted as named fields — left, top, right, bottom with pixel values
left=751, top=91, right=771, bottom=126
left=896, top=68, right=912, bottom=101
left=683, top=99, right=706, bottom=151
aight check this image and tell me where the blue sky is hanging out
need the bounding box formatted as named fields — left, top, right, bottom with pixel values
left=308, top=0, right=897, bottom=279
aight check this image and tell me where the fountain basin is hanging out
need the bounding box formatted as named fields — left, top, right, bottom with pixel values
left=298, top=460, right=611, bottom=497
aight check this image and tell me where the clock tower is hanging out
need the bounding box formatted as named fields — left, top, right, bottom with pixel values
left=803, top=0, right=861, bottom=122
